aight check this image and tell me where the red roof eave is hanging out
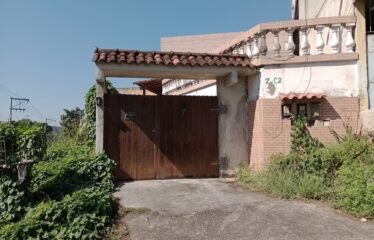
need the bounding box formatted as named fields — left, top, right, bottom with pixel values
left=92, top=48, right=255, bottom=68
left=279, top=92, right=326, bottom=101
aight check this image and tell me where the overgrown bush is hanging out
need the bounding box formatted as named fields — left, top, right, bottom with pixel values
left=237, top=118, right=374, bottom=217
left=60, top=107, right=84, bottom=138
left=46, top=137, right=83, bottom=160
left=0, top=134, right=116, bottom=239
left=333, top=144, right=374, bottom=217
left=0, top=173, right=28, bottom=227
left=237, top=161, right=327, bottom=199
left=31, top=148, right=115, bottom=199
left=0, top=186, right=115, bottom=239
left=0, top=83, right=119, bottom=239
left=0, top=120, right=47, bottom=164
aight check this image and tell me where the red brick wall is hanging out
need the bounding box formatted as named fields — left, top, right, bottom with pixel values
left=248, top=97, right=360, bottom=169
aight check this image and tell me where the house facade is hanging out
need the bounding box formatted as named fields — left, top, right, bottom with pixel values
left=155, top=0, right=374, bottom=170
left=94, top=0, right=374, bottom=177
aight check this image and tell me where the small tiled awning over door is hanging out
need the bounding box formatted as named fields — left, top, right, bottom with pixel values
left=279, top=92, right=325, bottom=101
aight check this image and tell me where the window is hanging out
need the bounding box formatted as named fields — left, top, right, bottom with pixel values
left=310, top=102, right=321, bottom=118
left=297, top=104, right=307, bottom=118
left=282, top=104, right=292, bottom=118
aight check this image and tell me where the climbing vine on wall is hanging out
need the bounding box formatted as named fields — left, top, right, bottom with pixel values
left=83, top=81, right=117, bottom=142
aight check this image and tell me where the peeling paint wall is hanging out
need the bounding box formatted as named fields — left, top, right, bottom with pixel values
left=217, top=77, right=248, bottom=176
left=258, top=61, right=359, bottom=99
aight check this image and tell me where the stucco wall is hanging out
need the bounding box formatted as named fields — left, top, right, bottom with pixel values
left=217, top=77, right=248, bottom=176
left=186, top=84, right=217, bottom=96
left=298, top=0, right=355, bottom=19
left=258, top=61, right=359, bottom=99
left=161, top=32, right=242, bottom=53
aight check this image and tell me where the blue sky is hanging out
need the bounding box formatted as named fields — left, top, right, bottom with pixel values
left=0, top=0, right=290, bottom=124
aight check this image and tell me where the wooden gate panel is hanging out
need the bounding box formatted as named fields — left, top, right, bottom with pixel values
left=105, top=94, right=219, bottom=180
left=156, top=96, right=219, bottom=179
left=118, top=95, right=156, bottom=180
left=104, top=94, right=121, bottom=177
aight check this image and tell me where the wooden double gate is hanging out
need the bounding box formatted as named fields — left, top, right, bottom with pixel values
left=104, top=94, right=219, bottom=180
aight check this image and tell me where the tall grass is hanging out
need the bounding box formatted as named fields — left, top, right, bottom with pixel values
left=238, top=120, right=374, bottom=217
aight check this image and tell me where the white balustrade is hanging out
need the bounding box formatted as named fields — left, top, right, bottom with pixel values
left=251, top=36, right=260, bottom=58
left=300, top=27, right=310, bottom=55
left=272, top=30, right=281, bottom=57
left=330, top=24, right=341, bottom=53
left=285, top=28, right=296, bottom=56
left=315, top=25, right=325, bottom=55
left=259, top=32, right=268, bottom=56
left=245, top=40, right=252, bottom=58
left=232, top=46, right=239, bottom=55
left=238, top=43, right=245, bottom=54
left=223, top=18, right=356, bottom=59
left=345, top=23, right=356, bottom=53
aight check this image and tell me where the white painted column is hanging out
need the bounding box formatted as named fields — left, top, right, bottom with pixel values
left=96, top=70, right=106, bottom=153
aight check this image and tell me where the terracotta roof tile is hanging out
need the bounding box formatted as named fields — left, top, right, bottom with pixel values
left=92, top=48, right=254, bottom=68
left=279, top=92, right=325, bottom=101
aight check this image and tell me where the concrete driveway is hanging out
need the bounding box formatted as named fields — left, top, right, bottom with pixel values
left=114, top=178, right=374, bottom=240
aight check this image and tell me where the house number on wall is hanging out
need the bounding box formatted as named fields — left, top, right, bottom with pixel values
left=265, top=77, right=282, bottom=84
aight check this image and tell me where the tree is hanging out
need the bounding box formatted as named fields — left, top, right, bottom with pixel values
left=60, top=107, right=83, bottom=138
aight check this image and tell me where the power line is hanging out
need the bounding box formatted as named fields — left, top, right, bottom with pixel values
left=28, top=101, right=45, bottom=119
left=30, top=92, right=85, bottom=98
left=0, top=83, right=47, bottom=121
left=0, top=85, right=11, bottom=97
left=0, top=83, right=24, bottom=98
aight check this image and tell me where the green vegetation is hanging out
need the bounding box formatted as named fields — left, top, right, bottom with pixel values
left=60, top=107, right=84, bottom=138
left=0, top=119, right=47, bottom=164
left=0, top=135, right=116, bottom=239
left=0, top=81, right=119, bottom=239
left=83, top=82, right=117, bottom=142
left=237, top=118, right=374, bottom=218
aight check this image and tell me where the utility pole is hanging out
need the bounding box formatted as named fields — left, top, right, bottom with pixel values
left=44, top=118, right=56, bottom=132
left=9, top=97, right=29, bottom=123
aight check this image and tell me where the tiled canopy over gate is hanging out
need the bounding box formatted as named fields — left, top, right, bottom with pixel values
left=92, top=49, right=254, bottom=68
